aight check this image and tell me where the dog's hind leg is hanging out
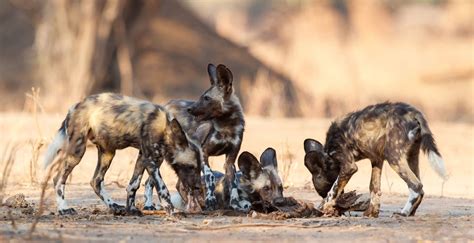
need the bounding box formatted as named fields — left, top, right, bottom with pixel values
left=54, top=136, right=86, bottom=215
left=406, top=141, right=423, bottom=215
left=407, top=141, right=421, bottom=179
left=90, top=146, right=124, bottom=214
left=388, top=156, right=424, bottom=217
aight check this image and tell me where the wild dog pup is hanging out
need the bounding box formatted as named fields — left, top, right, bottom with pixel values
left=175, top=148, right=285, bottom=211
left=144, top=64, right=246, bottom=211
left=304, top=102, right=447, bottom=217
left=43, top=93, right=202, bottom=216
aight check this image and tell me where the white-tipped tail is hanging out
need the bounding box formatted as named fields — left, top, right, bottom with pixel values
left=43, top=130, right=66, bottom=169
left=428, top=151, right=448, bottom=180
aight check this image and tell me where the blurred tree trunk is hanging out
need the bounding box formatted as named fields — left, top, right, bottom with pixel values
left=31, top=0, right=143, bottom=111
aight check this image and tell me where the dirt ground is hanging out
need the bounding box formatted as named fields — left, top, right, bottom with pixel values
left=0, top=114, right=473, bottom=241
left=0, top=186, right=473, bottom=242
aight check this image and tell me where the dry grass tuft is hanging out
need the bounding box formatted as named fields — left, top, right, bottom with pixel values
left=0, top=142, right=21, bottom=203
left=280, top=141, right=295, bottom=188
left=28, top=140, right=44, bottom=185
left=28, top=152, right=62, bottom=238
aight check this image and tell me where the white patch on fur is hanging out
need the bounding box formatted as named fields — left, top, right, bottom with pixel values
left=370, top=191, right=381, bottom=206
left=43, top=131, right=66, bottom=169
left=202, top=165, right=215, bottom=197
left=126, top=175, right=142, bottom=194
left=55, top=184, right=69, bottom=210
left=99, top=181, right=116, bottom=207
left=143, top=180, right=155, bottom=208
left=428, top=151, right=447, bottom=179
left=203, top=164, right=212, bottom=175
left=401, top=188, right=419, bottom=215
left=229, top=137, right=241, bottom=147
left=170, top=192, right=185, bottom=210
left=407, top=129, right=416, bottom=141
left=153, top=171, right=171, bottom=208
left=252, top=173, right=270, bottom=191
left=230, top=188, right=239, bottom=201
left=173, top=148, right=197, bottom=167
left=325, top=177, right=339, bottom=203
left=238, top=199, right=251, bottom=211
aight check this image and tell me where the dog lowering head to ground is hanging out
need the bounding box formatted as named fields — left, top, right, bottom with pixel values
left=143, top=64, right=246, bottom=211
left=174, top=148, right=285, bottom=211
left=304, top=102, right=447, bottom=217
left=43, top=93, right=202, bottom=216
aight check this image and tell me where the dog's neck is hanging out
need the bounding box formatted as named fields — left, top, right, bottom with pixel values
left=212, top=94, right=245, bottom=132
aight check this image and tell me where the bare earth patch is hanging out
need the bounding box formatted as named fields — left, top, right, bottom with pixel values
left=0, top=185, right=472, bottom=242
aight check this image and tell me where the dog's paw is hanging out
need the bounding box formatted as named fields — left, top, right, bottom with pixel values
left=126, top=207, right=143, bottom=216
left=58, top=208, right=77, bottom=215
left=109, top=203, right=126, bottom=215
left=238, top=200, right=251, bottom=212
left=143, top=205, right=157, bottom=211
left=391, top=212, right=408, bottom=217
left=363, top=204, right=380, bottom=218
left=205, top=196, right=218, bottom=211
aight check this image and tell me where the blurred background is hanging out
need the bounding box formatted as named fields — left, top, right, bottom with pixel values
left=0, top=0, right=472, bottom=121
left=0, top=0, right=472, bottom=200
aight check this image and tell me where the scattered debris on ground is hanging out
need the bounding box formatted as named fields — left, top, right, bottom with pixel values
left=3, top=194, right=30, bottom=209
left=250, top=191, right=370, bottom=220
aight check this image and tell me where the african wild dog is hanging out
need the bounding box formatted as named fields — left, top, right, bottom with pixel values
left=143, top=64, right=247, bottom=211
left=304, top=102, right=447, bottom=217
left=43, top=93, right=202, bottom=216
left=174, top=148, right=285, bottom=211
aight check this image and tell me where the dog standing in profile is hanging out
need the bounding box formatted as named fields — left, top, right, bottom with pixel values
left=43, top=93, right=203, bottom=216
left=143, top=64, right=247, bottom=211
left=304, top=102, right=447, bottom=217
left=174, top=148, right=286, bottom=211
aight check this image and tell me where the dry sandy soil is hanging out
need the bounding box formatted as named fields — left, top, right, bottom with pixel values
left=0, top=114, right=473, bottom=241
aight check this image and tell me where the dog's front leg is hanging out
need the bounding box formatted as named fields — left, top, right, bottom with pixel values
left=323, top=161, right=358, bottom=216
left=126, top=152, right=146, bottom=216
left=225, top=151, right=250, bottom=211
left=145, top=158, right=174, bottom=215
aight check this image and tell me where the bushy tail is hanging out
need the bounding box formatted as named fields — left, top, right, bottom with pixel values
left=43, top=114, right=70, bottom=169
left=416, top=114, right=448, bottom=180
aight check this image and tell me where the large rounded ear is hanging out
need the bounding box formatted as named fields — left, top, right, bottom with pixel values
left=304, top=138, right=324, bottom=153
left=207, top=63, right=218, bottom=86
left=238, top=151, right=261, bottom=179
left=194, top=122, right=212, bottom=145
left=304, top=151, right=324, bottom=174
left=170, top=119, right=188, bottom=148
left=260, top=147, right=277, bottom=170
left=216, top=64, right=233, bottom=93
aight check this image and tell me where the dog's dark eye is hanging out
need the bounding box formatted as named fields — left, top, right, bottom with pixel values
left=263, top=186, right=270, bottom=191
left=203, top=96, right=210, bottom=101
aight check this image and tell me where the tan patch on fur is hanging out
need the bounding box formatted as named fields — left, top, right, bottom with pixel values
left=252, top=173, right=271, bottom=191
left=173, top=147, right=197, bottom=167
left=150, top=111, right=167, bottom=135
left=264, top=167, right=282, bottom=186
